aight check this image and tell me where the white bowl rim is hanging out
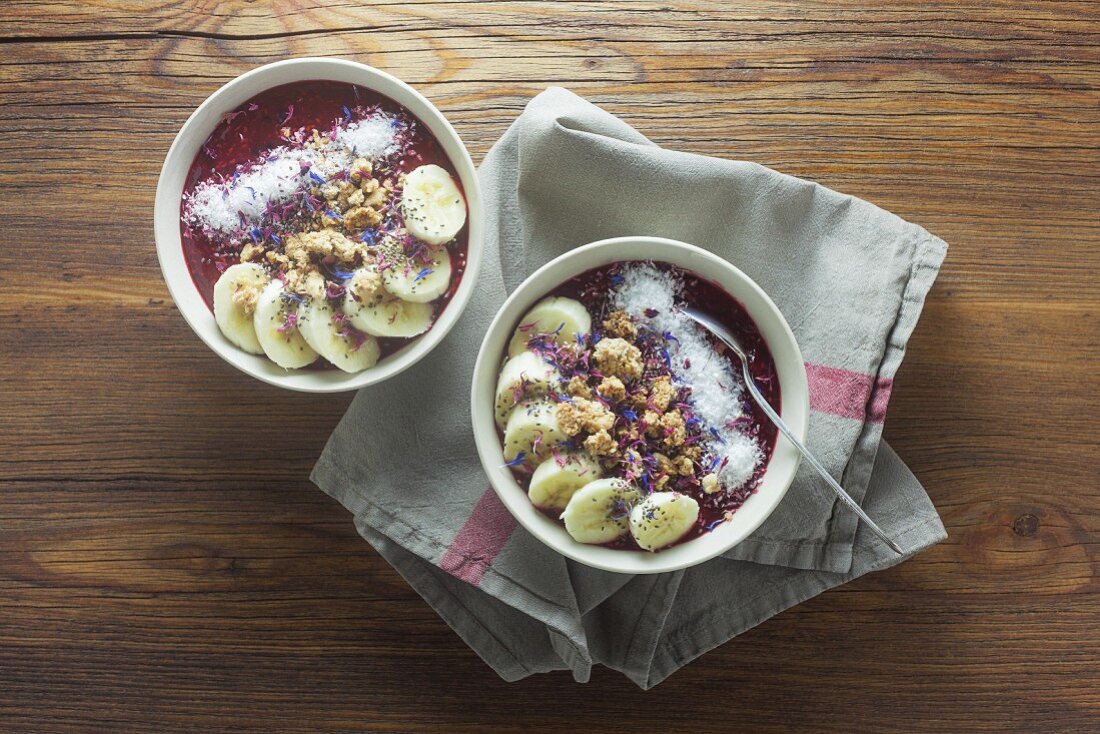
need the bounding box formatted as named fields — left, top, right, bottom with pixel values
left=471, top=236, right=809, bottom=574
left=154, top=57, right=483, bottom=393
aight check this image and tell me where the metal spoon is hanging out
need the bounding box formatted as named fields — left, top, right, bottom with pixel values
left=680, top=307, right=903, bottom=555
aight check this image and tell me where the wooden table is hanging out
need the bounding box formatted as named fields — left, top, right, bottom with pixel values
left=2, top=2, right=1097, bottom=731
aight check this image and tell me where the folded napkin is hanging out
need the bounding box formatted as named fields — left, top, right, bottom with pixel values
left=312, top=87, right=947, bottom=688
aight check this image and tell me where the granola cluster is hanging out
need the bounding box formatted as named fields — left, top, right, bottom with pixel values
left=538, top=310, right=720, bottom=494
left=592, top=337, right=643, bottom=381
left=230, top=279, right=263, bottom=315
left=237, top=144, right=398, bottom=301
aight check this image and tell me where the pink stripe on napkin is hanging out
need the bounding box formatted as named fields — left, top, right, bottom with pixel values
left=805, top=363, right=893, bottom=424
left=440, top=488, right=517, bottom=586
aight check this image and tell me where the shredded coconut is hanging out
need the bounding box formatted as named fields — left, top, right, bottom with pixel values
left=611, top=263, right=762, bottom=490
left=335, top=115, right=403, bottom=159
left=184, top=111, right=405, bottom=235
left=184, top=151, right=303, bottom=233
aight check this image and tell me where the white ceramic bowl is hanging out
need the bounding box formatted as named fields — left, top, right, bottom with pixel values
left=471, top=236, right=808, bottom=574
left=154, top=58, right=482, bottom=392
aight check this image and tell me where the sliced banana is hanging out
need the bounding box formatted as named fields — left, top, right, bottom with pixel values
left=507, top=297, right=592, bottom=358
left=298, top=298, right=381, bottom=373
left=629, top=492, right=700, bottom=552
left=213, top=263, right=269, bottom=354
left=502, top=399, right=567, bottom=466
left=381, top=246, right=452, bottom=303
left=561, top=478, right=641, bottom=545
left=400, top=163, right=467, bottom=246
left=528, top=453, right=603, bottom=512
left=252, top=281, right=318, bottom=369
left=344, top=291, right=434, bottom=338
left=494, top=350, right=562, bottom=428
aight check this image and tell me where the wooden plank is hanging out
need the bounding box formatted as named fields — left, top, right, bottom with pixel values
left=0, top=0, right=1098, bottom=731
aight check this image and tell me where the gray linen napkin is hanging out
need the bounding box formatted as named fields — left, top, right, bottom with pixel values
left=311, top=87, right=947, bottom=688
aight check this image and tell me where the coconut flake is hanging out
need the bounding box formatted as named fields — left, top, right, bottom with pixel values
left=335, top=114, right=403, bottom=159
left=716, top=433, right=761, bottom=490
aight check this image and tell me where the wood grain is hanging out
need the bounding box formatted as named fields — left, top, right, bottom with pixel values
left=1, top=1, right=1098, bottom=732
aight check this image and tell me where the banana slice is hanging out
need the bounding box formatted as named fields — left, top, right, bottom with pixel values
left=344, top=291, right=434, bottom=338
left=213, top=263, right=269, bottom=354
left=629, top=492, right=700, bottom=552
left=298, top=298, right=381, bottom=373
left=253, top=281, right=318, bottom=369
left=561, top=478, right=641, bottom=545
left=400, top=164, right=467, bottom=246
left=528, top=453, right=603, bottom=512
left=507, top=297, right=592, bottom=358
left=502, top=399, right=567, bottom=466
left=494, top=350, right=562, bottom=428
left=381, top=246, right=452, bottom=304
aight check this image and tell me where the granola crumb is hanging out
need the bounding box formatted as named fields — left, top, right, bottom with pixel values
left=302, top=271, right=326, bottom=300
left=349, top=157, right=372, bottom=182
left=597, top=376, right=626, bottom=403
left=593, top=337, right=643, bottom=381
left=264, top=250, right=289, bottom=269
left=654, top=452, right=674, bottom=476
left=583, top=429, right=617, bottom=456
left=675, top=455, right=694, bottom=476
left=239, top=243, right=264, bottom=263
left=284, top=229, right=362, bottom=267
left=621, top=449, right=643, bottom=476
left=602, top=309, right=637, bottom=340
left=284, top=268, right=326, bottom=300
left=565, top=376, right=592, bottom=399
left=702, top=473, right=721, bottom=494
left=231, top=281, right=261, bottom=315
left=556, top=402, right=584, bottom=437
left=343, top=205, right=382, bottom=230
left=335, top=181, right=357, bottom=208
left=364, top=186, right=388, bottom=209
left=628, top=391, right=650, bottom=411
left=659, top=410, right=687, bottom=447
left=649, top=375, right=675, bottom=412
left=349, top=268, right=383, bottom=303
left=556, top=398, right=614, bottom=436
left=655, top=452, right=693, bottom=477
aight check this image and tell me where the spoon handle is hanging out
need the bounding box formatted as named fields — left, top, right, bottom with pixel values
left=738, top=361, right=904, bottom=555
